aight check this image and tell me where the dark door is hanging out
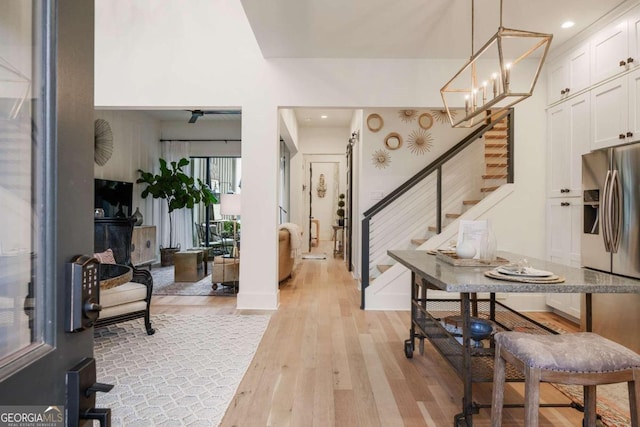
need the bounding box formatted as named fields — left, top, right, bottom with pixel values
left=345, top=140, right=354, bottom=271
left=0, top=0, right=96, bottom=422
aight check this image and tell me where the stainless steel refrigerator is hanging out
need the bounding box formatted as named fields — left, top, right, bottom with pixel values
left=582, top=143, right=640, bottom=352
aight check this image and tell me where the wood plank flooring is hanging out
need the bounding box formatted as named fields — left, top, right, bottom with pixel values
left=151, top=242, right=585, bottom=426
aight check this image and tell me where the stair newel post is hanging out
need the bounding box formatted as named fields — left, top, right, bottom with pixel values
left=361, top=216, right=371, bottom=310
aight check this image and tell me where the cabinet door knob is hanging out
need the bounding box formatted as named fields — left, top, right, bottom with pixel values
left=619, top=134, right=626, bottom=139
left=561, top=202, right=570, bottom=207
left=627, top=131, right=634, bottom=138
left=620, top=59, right=627, bottom=66
left=628, top=57, right=635, bottom=64
left=565, top=88, right=570, bottom=93
left=560, top=89, right=566, bottom=95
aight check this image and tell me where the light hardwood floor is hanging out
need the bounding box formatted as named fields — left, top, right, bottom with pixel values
left=152, top=242, right=585, bottom=426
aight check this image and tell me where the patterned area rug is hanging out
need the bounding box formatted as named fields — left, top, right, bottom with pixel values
left=150, top=265, right=237, bottom=296
left=95, top=313, right=271, bottom=426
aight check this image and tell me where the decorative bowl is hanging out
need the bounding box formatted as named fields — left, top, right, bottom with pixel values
left=469, top=318, right=494, bottom=341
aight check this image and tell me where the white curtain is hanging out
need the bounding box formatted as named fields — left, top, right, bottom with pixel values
left=161, top=140, right=192, bottom=250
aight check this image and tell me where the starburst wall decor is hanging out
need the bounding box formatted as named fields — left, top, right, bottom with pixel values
left=431, top=109, right=455, bottom=124
left=398, top=109, right=418, bottom=123
left=407, top=128, right=434, bottom=155
left=372, top=149, right=391, bottom=169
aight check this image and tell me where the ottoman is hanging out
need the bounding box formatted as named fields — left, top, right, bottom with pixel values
left=174, top=250, right=205, bottom=282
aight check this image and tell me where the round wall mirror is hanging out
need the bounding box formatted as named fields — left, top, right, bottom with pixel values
left=384, top=132, right=403, bottom=150
left=366, top=113, right=384, bottom=132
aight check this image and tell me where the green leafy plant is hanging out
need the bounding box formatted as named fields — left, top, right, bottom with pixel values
left=137, top=158, right=217, bottom=248
left=336, top=193, right=346, bottom=224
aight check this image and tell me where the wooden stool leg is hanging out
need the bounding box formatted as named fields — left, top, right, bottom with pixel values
left=630, top=369, right=640, bottom=427
left=583, top=385, right=597, bottom=426
left=524, top=365, right=541, bottom=427
left=491, top=344, right=506, bottom=427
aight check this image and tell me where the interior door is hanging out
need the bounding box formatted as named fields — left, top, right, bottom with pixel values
left=0, top=0, right=97, bottom=422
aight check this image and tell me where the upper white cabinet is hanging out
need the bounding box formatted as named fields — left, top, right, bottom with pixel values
left=590, top=8, right=640, bottom=85
left=547, top=43, right=590, bottom=105
left=547, top=93, right=590, bottom=197
left=591, top=68, right=640, bottom=150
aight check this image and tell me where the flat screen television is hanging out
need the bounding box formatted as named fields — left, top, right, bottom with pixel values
left=94, top=179, right=133, bottom=218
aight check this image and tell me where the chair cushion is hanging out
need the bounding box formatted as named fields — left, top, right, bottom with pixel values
left=100, top=282, right=147, bottom=308
left=93, top=248, right=116, bottom=264
left=495, top=331, right=640, bottom=373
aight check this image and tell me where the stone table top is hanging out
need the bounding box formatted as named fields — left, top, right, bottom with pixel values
left=387, top=250, right=640, bottom=294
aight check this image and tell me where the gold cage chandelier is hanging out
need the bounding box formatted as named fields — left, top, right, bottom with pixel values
left=440, top=0, right=552, bottom=128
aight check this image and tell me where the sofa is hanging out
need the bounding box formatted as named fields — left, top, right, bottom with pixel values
left=94, top=217, right=155, bottom=335
left=278, top=227, right=298, bottom=282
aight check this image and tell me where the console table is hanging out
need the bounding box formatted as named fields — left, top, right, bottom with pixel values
left=388, top=249, right=640, bottom=427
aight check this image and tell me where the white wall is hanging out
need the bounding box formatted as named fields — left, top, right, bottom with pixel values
left=161, top=120, right=242, bottom=157
left=94, top=110, right=162, bottom=229
left=95, top=0, right=548, bottom=310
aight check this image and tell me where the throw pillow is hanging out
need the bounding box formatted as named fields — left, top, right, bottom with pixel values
left=93, top=248, right=116, bottom=264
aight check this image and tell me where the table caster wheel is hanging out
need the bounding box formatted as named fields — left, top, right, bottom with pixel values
left=212, top=283, right=218, bottom=290
left=404, top=339, right=413, bottom=359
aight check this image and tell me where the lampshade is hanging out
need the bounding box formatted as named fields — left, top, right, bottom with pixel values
left=440, top=0, right=552, bottom=128
left=220, top=193, right=241, bottom=216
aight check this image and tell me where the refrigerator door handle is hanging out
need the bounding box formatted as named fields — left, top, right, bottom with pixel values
left=602, top=170, right=612, bottom=252
left=610, top=169, right=622, bottom=253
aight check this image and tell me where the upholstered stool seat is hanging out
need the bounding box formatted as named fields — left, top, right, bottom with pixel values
left=491, top=331, right=640, bottom=427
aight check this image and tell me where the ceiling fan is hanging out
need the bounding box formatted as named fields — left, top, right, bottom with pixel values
left=187, top=109, right=241, bottom=123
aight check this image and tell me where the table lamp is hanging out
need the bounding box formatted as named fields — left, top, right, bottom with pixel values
left=220, top=193, right=241, bottom=257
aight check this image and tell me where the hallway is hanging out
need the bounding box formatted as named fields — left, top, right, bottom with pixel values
left=152, top=241, right=584, bottom=426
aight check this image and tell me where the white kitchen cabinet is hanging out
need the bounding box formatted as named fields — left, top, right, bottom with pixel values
left=547, top=42, right=590, bottom=105
left=546, top=198, right=582, bottom=318
left=547, top=93, right=590, bottom=198
left=590, top=7, right=640, bottom=84
left=591, top=68, right=640, bottom=150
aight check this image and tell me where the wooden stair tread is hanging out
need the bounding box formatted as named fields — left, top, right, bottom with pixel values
left=481, top=186, right=499, bottom=192
left=428, top=225, right=438, bottom=232
left=485, top=153, right=508, bottom=158
left=485, top=143, right=507, bottom=148
left=411, top=238, right=427, bottom=246
left=484, top=135, right=507, bottom=140
left=377, top=264, right=393, bottom=273
left=463, top=200, right=480, bottom=205
left=445, top=213, right=461, bottom=219
left=486, top=162, right=507, bottom=167
left=482, top=174, right=508, bottom=179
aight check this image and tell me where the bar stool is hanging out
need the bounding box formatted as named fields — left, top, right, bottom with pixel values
left=491, top=331, right=640, bottom=427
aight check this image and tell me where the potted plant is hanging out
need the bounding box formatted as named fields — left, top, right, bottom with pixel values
left=137, top=158, right=217, bottom=266
left=336, top=193, right=346, bottom=226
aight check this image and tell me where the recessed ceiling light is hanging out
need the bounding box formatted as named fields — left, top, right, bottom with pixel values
left=321, top=115, right=328, bottom=119
left=304, top=117, right=312, bottom=122
left=561, top=21, right=575, bottom=29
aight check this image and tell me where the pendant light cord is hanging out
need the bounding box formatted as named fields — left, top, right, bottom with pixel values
left=471, top=0, right=475, bottom=56
left=500, top=0, right=503, bottom=28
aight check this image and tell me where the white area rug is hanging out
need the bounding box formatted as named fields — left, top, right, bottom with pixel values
left=95, top=313, right=271, bottom=426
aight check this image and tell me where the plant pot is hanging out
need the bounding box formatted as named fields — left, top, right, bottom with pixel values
left=160, top=246, right=180, bottom=266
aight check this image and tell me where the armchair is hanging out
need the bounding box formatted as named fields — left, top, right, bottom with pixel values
left=94, top=217, right=155, bottom=335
